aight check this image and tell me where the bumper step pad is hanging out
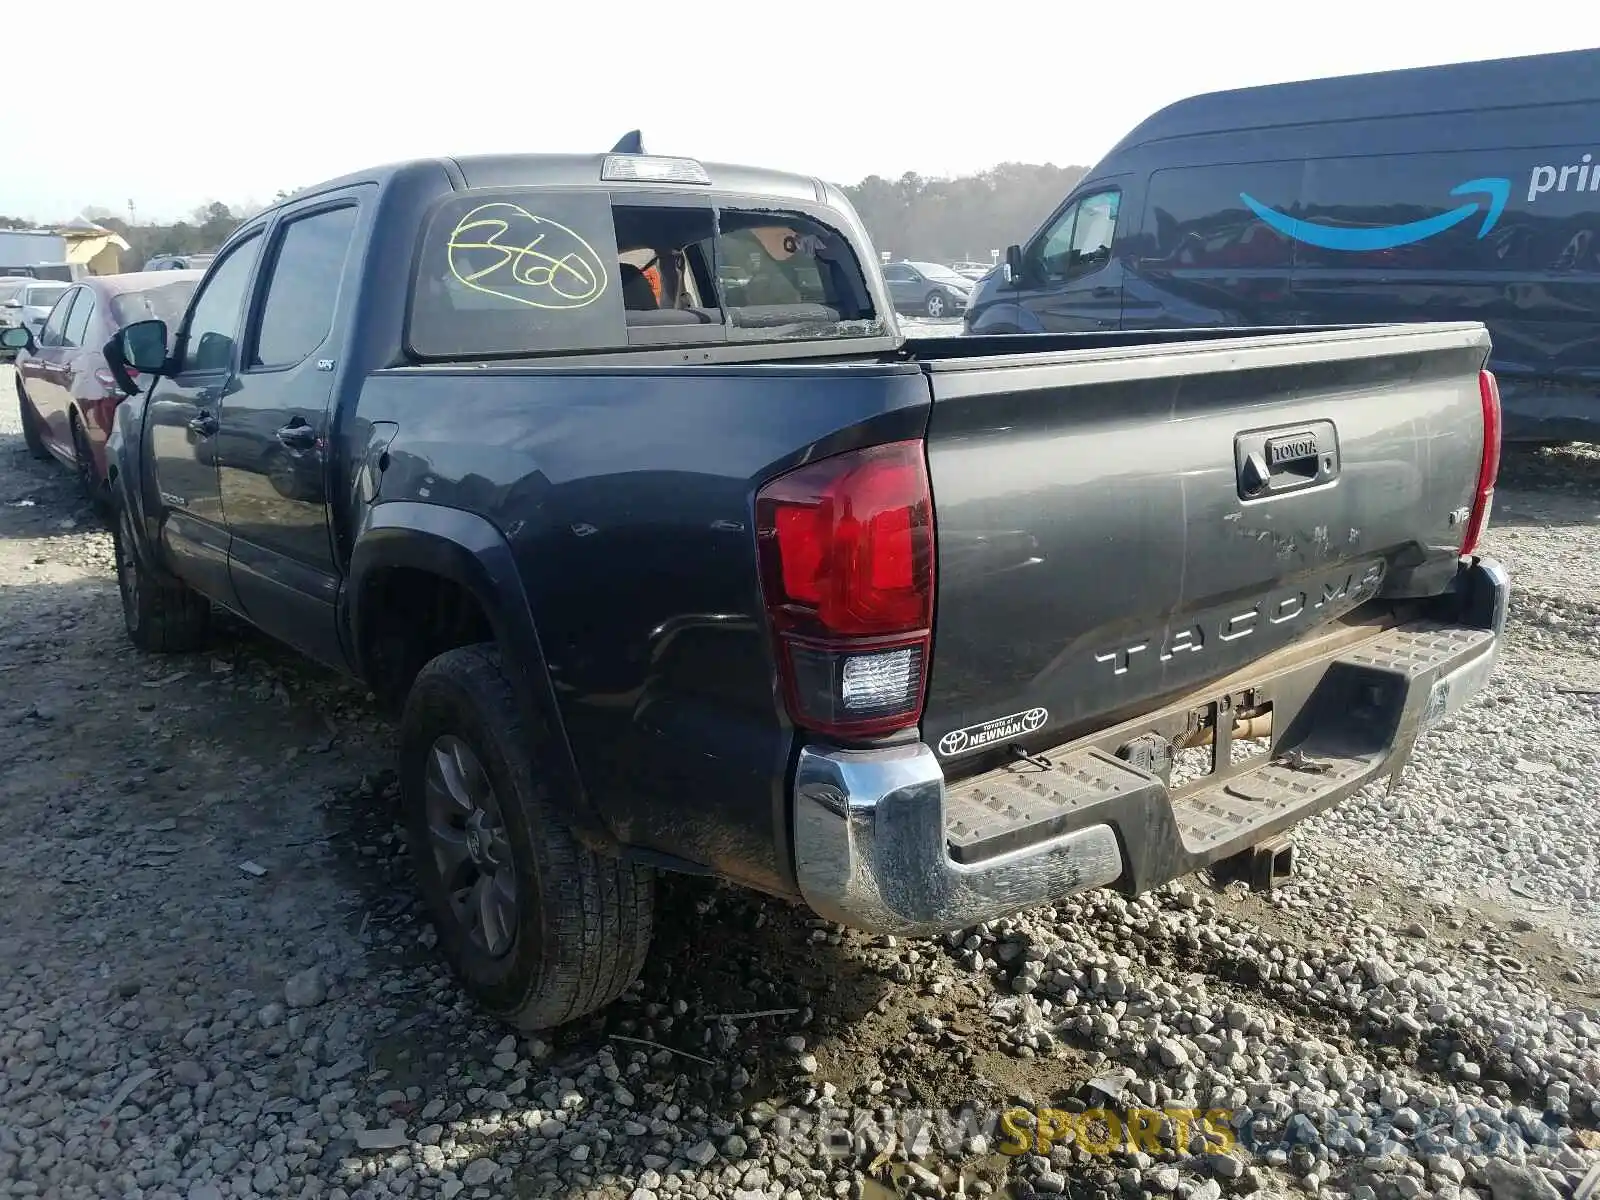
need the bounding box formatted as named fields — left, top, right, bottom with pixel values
left=940, top=621, right=1497, bottom=886
left=1170, top=750, right=1369, bottom=857
left=946, top=751, right=1152, bottom=865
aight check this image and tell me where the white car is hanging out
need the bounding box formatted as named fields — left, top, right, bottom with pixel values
left=1, top=279, right=71, bottom=337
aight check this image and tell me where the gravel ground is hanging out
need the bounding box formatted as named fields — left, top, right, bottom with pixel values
left=2, top=362, right=1599, bottom=1200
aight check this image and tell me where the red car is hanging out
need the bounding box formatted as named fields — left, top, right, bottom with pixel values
left=5, top=270, right=201, bottom=505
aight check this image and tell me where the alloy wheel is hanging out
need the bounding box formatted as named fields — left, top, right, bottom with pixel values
left=423, top=735, right=520, bottom=957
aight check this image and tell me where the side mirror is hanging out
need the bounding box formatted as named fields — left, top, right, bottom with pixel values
left=105, top=319, right=169, bottom=395
left=2, top=298, right=20, bottom=309
left=120, top=320, right=170, bottom=371
left=193, top=330, right=234, bottom=372
left=0, top=325, right=33, bottom=352
left=1004, top=244, right=1025, bottom=286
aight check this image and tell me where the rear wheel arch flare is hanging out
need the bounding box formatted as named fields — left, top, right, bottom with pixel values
left=347, top=508, right=618, bottom=851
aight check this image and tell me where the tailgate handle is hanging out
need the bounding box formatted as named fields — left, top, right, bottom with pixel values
left=1236, top=421, right=1338, bottom=500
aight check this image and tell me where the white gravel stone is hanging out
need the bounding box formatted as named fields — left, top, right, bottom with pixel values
left=284, top=966, right=328, bottom=1008
left=684, top=1139, right=718, bottom=1165
left=460, top=1157, right=498, bottom=1186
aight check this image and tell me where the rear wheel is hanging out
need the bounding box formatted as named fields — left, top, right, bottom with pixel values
left=16, top=380, right=48, bottom=461
left=70, top=412, right=108, bottom=516
left=400, top=644, right=655, bottom=1030
left=111, top=500, right=210, bottom=653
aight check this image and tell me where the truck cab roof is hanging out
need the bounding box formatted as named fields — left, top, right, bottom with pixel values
left=276, top=151, right=839, bottom=219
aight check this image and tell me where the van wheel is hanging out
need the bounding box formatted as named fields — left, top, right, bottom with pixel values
left=924, top=291, right=948, bottom=319
left=16, top=380, right=48, bottom=461
left=400, top=644, right=655, bottom=1031
left=111, top=501, right=210, bottom=653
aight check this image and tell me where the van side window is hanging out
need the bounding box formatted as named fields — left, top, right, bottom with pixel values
left=1142, top=163, right=1299, bottom=271
left=1297, top=154, right=1561, bottom=272
left=1037, top=190, right=1121, bottom=279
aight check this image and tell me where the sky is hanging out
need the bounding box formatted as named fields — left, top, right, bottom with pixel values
left=4, top=0, right=1597, bottom=224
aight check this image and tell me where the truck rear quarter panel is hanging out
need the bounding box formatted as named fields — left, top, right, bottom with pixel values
left=351, top=363, right=931, bottom=896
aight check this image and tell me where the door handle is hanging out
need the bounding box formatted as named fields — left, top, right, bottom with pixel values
left=1092, top=285, right=1117, bottom=298
left=275, top=422, right=317, bottom=450
left=187, top=411, right=218, bottom=437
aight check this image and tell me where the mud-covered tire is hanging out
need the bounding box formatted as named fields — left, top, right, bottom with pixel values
left=111, top=500, right=210, bottom=653
left=17, top=380, right=48, bottom=461
left=400, top=644, right=654, bottom=1031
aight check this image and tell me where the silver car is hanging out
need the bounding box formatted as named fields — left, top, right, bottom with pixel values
left=0, top=277, right=27, bottom=326
left=1, top=280, right=71, bottom=337
left=0, top=278, right=26, bottom=359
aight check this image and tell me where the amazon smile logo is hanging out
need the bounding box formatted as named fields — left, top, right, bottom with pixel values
left=1239, top=177, right=1511, bottom=252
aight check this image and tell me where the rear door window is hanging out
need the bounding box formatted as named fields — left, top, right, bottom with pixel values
left=249, top=204, right=358, bottom=369
left=407, top=189, right=884, bottom=359
left=62, top=289, right=94, bottom=349
left=37, top=290, right=75, bottom=347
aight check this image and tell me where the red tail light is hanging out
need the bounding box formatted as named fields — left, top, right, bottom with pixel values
left=756, top=439, right=935, bottom=738
left=1460, top=369, right=1502, bottom=557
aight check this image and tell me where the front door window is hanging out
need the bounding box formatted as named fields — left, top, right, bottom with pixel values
left=1037, top=189, right=1122, bottom=281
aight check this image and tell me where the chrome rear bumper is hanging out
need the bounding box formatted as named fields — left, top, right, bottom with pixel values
left=791, top=557, right=1508, bottom=936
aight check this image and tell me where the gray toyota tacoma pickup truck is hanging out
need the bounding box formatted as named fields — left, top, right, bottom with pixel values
left=46, top=138, right=1506, bottom=1031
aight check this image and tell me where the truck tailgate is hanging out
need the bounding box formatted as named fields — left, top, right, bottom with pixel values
left=917, top=323, right=1492, bottom=764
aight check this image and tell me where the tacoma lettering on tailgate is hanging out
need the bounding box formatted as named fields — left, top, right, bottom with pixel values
left=1094, top=561, right=1385, bottom=677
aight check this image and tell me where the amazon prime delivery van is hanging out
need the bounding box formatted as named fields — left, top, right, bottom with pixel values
left=964, top=47, right=1600, bottom=442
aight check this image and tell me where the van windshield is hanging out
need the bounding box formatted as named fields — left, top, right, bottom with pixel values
left=407, top=189, right=886, bottom=359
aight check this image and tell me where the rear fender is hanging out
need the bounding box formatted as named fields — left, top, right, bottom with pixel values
left=347, top=502, right=617, bottom=853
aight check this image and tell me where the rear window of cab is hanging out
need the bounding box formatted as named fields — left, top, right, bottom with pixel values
left=406, top=188, right=885, bottom=360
